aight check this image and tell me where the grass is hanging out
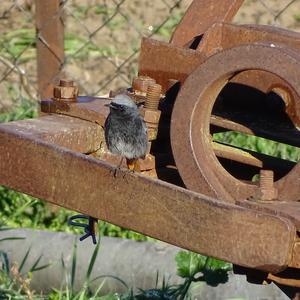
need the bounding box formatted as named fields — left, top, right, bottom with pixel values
left=213, top=131, right=300, bottom=162
left=0, top=28, right=122, bottom=63
left=0, top=231, right=232, bottom=300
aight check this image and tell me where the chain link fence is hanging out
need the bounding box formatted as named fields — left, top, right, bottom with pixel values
left=0, top=0, right=300, bottom=113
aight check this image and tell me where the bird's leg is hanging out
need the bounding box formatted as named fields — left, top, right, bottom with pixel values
left=113, top=157, right=124, bottom=177
left=126, top=158, right=140, bottom=172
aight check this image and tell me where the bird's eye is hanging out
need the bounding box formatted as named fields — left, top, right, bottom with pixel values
left=119, top=105, right=125, bottom=111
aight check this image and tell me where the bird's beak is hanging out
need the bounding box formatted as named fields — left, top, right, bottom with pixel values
left=105, top=102, right=118, bottom=109
left=104, top=103, right=114, bottom=108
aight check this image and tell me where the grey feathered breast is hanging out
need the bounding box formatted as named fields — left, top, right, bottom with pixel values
left=104, top=112, right=148, bottom=160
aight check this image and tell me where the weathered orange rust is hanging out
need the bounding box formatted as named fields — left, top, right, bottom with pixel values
left=144, top=83, right=161, bottom=111
left=132, top=76, right=156, bottom=94
left=170, top=0, right=244, bottom=47
left=53, top=79, right=79, bottom=101
left=0, top=114, right=102, bottom=153
left=5, top=0, right=300, bottom=295
left=259, top=170, right=278, bottom=201
left=36, top=0, right=64, bottom=99
left=138, top=38, right=206, bottom=92
left=171, top=44, right=300, bottom=202
left=0, top=124, right=297, bottom=273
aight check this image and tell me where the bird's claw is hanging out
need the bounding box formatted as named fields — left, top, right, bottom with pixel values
left=68, top=214, right=98, bottom=245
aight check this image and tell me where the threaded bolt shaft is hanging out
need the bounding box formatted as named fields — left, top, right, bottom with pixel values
left=145, top=83, right=162, bottom=110
left=259, top=170, right=277, bottom=201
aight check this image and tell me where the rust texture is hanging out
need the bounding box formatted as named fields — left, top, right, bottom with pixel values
left=41, top=96, right=158, bottom=141
left=0, top=114, right=102, bottom=154
left=236, top=200, right=300, bottom=231
left=144, top=83, right=162, bottom=110
left=259, top=170, right=278, bottom=201
left=3, top=0, right=300, bottom=291
left=138, top=38, right=206, bottom=92
left=140, top=25, right=300, bottom=127
left=0, top=125, right=297, bottom=273
left=41, top=96, right=110, bottom=125
left=170, top=0, right=244, bottom=47
left=36, top=0, right=64, bottom=99
left=171, top=44, right=300, bottom=202
left=132, top=76, right=156, bottom=94
left=198, top=23, right=300, bottom=56
left=53, top=79, right=79, bottom=101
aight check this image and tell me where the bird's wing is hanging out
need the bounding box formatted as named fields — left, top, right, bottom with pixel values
left=142, top=118, right=148, bottom=135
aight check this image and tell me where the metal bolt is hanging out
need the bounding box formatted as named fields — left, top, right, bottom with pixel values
left=59, top=79, right=74, bottom=87
left=132, top=76, right=156, bottom=94
left=259, top=170, right=278, bottom=201
left=145, top=83, right=162, bottom=111
left=53, top=79, right=78, bottom=102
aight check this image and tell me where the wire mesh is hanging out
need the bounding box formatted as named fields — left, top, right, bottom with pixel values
left=0, top=0, right=300, bottom=113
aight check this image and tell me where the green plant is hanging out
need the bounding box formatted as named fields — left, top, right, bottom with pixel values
left=48, top=237, right=127, bottom=300
left=123, top=251, right=232, bottom=300
left=0, top=227, right=232, bottom=300
left=213, top=131, right=300, bottom=161
left=0, top=228, right=50, bottom=299
left=294, top=14, right=300, bottom=22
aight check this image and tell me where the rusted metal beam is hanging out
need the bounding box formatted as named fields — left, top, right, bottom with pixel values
left=138, top=38, right=206, bottom=92
left=41, top=96, right=110, bottom=125
left=0, top=114, right=102, bottom=153
left=198, top=23, right=300, bottom=56
left=170, top=0, right=244, bottom=47
left=36, top=0, right=64, bottom=99
left=0, top=124, right=297, bottom=273
left=237, top=200, right=300, bottom=231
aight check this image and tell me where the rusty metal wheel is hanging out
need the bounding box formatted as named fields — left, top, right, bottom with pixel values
left=171, top=44, right=300, bottom=202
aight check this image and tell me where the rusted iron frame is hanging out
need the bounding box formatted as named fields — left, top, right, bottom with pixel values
left=0, top=120, right=298, bottom=274
left=35, top=0, right=64, bottom=99
left=139, top=23, right=300, bottom=202
left=171, top=44, right=300, bottom=202
left=139, top=23, right=300, bottom=93
left=170, top=0, right=244, bottom=47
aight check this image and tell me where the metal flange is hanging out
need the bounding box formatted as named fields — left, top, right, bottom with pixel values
left=171, top=44, right=300, bottom=202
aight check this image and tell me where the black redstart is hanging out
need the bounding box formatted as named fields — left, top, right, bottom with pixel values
left=104, top=94, right=148, bottom=171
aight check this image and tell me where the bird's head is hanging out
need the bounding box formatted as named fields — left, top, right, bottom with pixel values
left=107, top=94, right=138, bottom=117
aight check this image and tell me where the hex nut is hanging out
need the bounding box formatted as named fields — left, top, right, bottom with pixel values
left=53, top=85, right=79, bottom=101
left=132, top=76, right=156, bottom=94
left=140, top=108, right=161, bottom=127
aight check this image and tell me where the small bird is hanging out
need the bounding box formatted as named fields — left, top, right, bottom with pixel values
left=104, top=94, right=148, bottom=171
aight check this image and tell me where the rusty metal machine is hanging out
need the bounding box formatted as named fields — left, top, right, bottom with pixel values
left=1, top=0, right=300, bottom=297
